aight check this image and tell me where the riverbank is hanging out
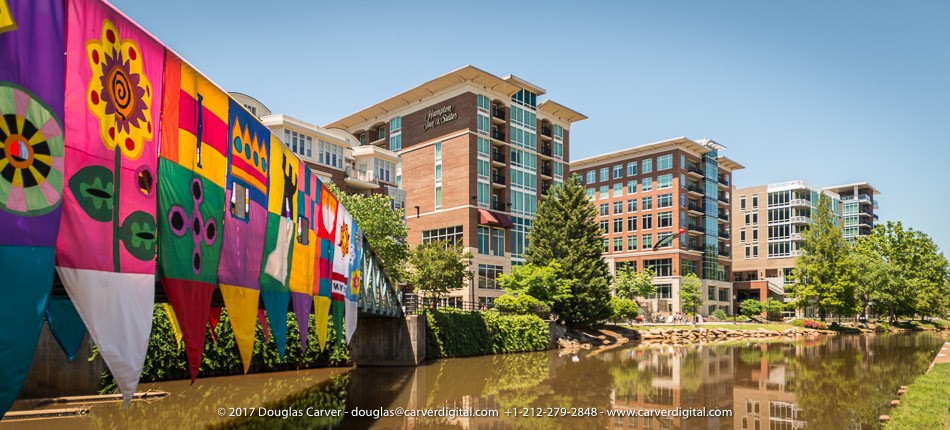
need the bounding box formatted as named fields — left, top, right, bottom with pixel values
left=554, top=323, right=839, bottom=351
left=885, top=341, right=950, bottom=429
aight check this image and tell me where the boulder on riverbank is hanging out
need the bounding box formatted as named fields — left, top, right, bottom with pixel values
left=632, top=326, right=829, bottom=346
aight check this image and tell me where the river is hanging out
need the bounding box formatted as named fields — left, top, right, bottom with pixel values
left=2, top=333, right=943, bottom=430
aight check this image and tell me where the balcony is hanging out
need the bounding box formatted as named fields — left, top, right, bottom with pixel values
left=719, top=248, right=731, bottom=257
left=790, top=198, right=810, bottom=207
left=686, top=184, right=704, bottom=196
left=790, top=232, right=803, bottom=240
left=790, top=216, right=811, bottom=224
left=540, top=124, right=553, bottom=139
left=540, top=164, right=553, bottom=177
left=491, top=129, right=506, bottom=142
left=687, top=202, right=704, bottom=215
left=687, top=224, right=705, bottom=235
left=343, top=169, right=380, bottom=190
left=539, top=145, right=553, bottom=157
left=718, top=212, right=729, bottom=222
left=688, top=243, right=705, bottom=252
left=540, top=182, right=552, bottom=196
left=718, top=194, right=731, bottom=204
left=492, top=200, right=507, bottom=212
left=718, top=176, right=730, bottom=187
left=718, top=231, right=731, bottom=239
left=687, top=164, right=703, bottom=177
left=491, top=150, right=506, bottom=165
left=491, top=106, right=506, bottom=122
left=492, top=174, right=506, bottom=187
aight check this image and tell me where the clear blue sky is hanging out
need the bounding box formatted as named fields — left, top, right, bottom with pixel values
left=112, top=0, right=950, bottom=252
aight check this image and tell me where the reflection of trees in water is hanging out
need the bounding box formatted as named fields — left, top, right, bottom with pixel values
left=786, top=334, right=942, bottom=428
left=610, top=359, right=658, bottom=400
left=210, top=373, right=349, bottom=430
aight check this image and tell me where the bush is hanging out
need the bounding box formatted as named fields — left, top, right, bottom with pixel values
left=875, top=322, right=892, bottom=332
left=712, top=309, right=728, bottom=321
left=610, top=297, right=638, bottom=322
left=740, top=299, right=764, bottom=317
left=425, top=309, right=549, bottom=358
left=791, top=319, right=827, bottom=330
left=98, top=305, right=349, bottom=392
left=495, top=294, right=550, bottom=318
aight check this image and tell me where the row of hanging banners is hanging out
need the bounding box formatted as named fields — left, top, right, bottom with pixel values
left=0, top=0, right=369, bottom=414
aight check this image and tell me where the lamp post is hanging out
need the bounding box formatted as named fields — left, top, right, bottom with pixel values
left=733, top=293, right=737, bottom=325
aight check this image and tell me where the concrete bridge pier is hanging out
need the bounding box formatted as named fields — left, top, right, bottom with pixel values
left=349, top=315, right=425, bottom=367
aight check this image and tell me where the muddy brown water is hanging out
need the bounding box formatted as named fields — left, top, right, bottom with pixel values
left=1, top=333, right=942, bottom=430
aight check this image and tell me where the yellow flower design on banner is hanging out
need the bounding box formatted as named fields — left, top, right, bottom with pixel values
left=86, top=19, right=153, bottom=160
left=0, top=0, right=16, bottom=33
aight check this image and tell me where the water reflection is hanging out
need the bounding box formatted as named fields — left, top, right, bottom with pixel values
left=6, top=334, right=941, bottom=430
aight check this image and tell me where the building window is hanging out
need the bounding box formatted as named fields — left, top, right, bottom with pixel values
left=627, top=216, right=637, bottom=231
left=434, top=142, right=442, bottom=210
left=682, top=259, right=697, bottom=276
left=658, top=174, right=673, bottom=189
left=657, top=154, right=673, bottom=171
left=613, top=237, right=623, bottom=252
left=752, top=195, right=758, bottom=209
left=681, top=154, right=686, bottom=169
left=645, top=259, right=672, bottom=277
left=657, top=232, right=673, bottom=248
left=642, top=158, right=653, bottom=174
left=740, top=230, right=746, bottom=242
left=658, top=212, right=673, bottom=228
left=642, top=234, right=653, bottom=249
left=627, top=199, right=637, bottom=213
left=317, top=140, right=344, bottom=169
left=492, top=228, right=505, bottom=257
left=389, top=117, right=402, bottom=151
left=642, top=177, right=653, bottom=192
left=613, top=201, right=623, bottom=214
left=614, top=218, right=623, bottom=233
left=422, top=226, right=463, bottom=245
left=599, top=167, right=609, bottom=182
left=599, top=219, right=609, bottom=233
left=740, top=196, right=747, bottom=211
left=586, top=171, right=595, bottom=184
left=656, top=284, right=672, bottom=299
left=477, top=181, right=490, bottom=208
left=586, top=188, right=595, bottom=199
left=477, top=94, right=491, bottom=112
left=613, top=165, right=623, bottom=179
left=599, top=203, right=609, bottom=216
left=477, top=226, right=490, bottom=254
left=627, top=162, right=637, bottom=176
left=599, top=185, right=609, bottom=198
left=642, top=214, right=653, bottom=229
left=642, top=197, right=653, bottom=211
left=613, top=182, right=623, bottom=196
left=627, top=180, right=637, bottom=194
left=434, top=187, right=442, bottom=210
left=627, top=236, right=638, bottom=251
left=478, top=264, right=504, bottom=290
left=657, top=193, right=673, bottom=208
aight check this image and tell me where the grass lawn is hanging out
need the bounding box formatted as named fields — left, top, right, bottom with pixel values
left=893, top=319, right=950, bottom=331
left=886, top=363, right=950, bottom=429
left=622, top=323, right=797, bottom=332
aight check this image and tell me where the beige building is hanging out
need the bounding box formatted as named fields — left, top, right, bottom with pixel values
left=325, top=65, right=585, bottom=308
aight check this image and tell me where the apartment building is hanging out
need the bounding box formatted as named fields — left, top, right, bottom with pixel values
left=229, top=92, right=405, bottom=207
left=325, top=65, right=586, bottom=308
left=823, top=182, right=880, bottom=241
left=571, top=137, right=744, bottom=317
left=731, top=181, right=843, bottom=305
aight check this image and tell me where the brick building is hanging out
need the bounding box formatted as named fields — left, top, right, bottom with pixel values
left=571, top=137, right=743, bottom=317
left=325, top=65, right=586, bottom=307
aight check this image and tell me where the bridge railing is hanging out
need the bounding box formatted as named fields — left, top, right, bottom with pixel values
left=358, top=237, right=404, bottom=317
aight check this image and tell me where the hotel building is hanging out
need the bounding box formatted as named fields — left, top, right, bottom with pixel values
left=571, top=137, right=744, bottom=317
left=325, top=66, right=586, bottom=308
left=229, top=92, right=405, bottom=207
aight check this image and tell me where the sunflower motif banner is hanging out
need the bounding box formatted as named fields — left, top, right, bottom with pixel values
left=331, top=205, right=354, bottom=347
left=158, top=52, right=228, bottom=381
left=0, top=0, right=65, bottom=416
left=218, top=98, right=269, bottom=371
left=314, top=183, right=338, bottom=351
left=259, top=141, right=297, bottom=360
left=288, top=164, right=319, bottom=354
left=57, top=0, right=162, bottom=405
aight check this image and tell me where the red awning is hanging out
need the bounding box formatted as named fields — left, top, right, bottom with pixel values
left=478, top=209, right=514, bottom=229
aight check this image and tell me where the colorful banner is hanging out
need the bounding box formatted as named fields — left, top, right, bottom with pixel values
left=345, top=224, right=363, bottom=343
left=331, top=205, right=354, bottom=346
left=57, top=0, right=162, bottom=406
left=288, top=165, right=319, bottom=354
left=259, top=139, right=297, bottom=359
left=0, top=0, right=65, bottom=416
left=314, top=184, right=338, bottom=351
left=158, top=52, right=228, bottom=381
left=218, top=98, right=269, bottom=370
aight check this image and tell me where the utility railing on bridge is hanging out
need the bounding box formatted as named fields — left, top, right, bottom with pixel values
left=358, top=238, right=404, bottom=318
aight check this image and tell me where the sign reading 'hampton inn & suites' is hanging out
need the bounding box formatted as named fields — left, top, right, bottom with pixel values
left=423, top=105, right=458, bottom=131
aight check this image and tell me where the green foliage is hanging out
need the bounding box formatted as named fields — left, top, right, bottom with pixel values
left=525, top=176, right=612, bottom=327
left=739, top=299, right=764, bottom=318
left=324, top=182, right=408, bottom=282
left=764, top=298, right=784, bottom=321
left=711, top=309, right=728, bottom=321
left=98, top=305, right=349, bottom=392
left=849, top=221, right=950, bottom=322
left=791, top=318, right=827, bottom=330
left=425, top=309, right=549, bottom=358
left=886, top=363, right=950, bottom=430
left=792, top=194, right=856, bottom=320
left=497, top=262, right=572, bottom=309
left=612, top=266, right=656, bottom=299
left=211, top=373, right=349, bottom=430
left=610, top=297, right=639, bottom=322
left=407, top=240, right=472, bottom=300
left=678, top=273, right=703, bottom=316
left=495, top=294, right=550, bottom=318
left=875, top=322, right=892, bottom=332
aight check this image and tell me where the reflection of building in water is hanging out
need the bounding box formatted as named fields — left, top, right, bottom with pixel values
left=607, top=346, right=735, bottom=429
left=731, top=344, right=805, bottom=430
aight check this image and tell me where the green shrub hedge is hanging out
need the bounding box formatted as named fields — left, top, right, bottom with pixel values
left=99, top=305, right=349, bottom=392
left=425, top=309, right=549, bottom=359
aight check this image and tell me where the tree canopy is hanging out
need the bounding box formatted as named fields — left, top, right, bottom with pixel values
left=792, top=194, right=855, bottom=320
left=678, top=273, right=703, bottom=316
left=406, top=241, right=472, bottom=301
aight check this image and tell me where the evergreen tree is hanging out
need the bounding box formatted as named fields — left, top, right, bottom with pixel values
left=526, top=177, right=612, bottom=327
left=792, top=194, right=854, bottom=320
